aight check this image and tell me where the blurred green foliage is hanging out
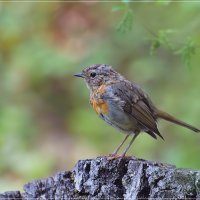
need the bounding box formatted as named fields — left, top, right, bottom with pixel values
left=0, top=1, right=200, bottom=191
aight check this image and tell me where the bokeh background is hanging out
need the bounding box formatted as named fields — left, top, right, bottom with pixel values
left=0, top=1, right=200, bottom=192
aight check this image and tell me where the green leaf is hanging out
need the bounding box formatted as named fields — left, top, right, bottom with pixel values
left=116, top=9, right=133, bottom=34
left=150, top=39, right=161, bottom=55
left=157, top=29, right=176, bottom=50
left=175, top=38, right=196, bottom=67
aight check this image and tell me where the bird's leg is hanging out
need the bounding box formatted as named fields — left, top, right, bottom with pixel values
left=120, top=133, right=139, bottom=157
left=109, top=134, right=130, bottom=158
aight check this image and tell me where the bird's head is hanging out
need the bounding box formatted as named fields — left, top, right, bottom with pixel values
left=74, top=64, right=123, bottom=91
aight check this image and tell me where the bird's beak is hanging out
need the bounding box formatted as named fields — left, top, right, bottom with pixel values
left=74, top=72, right=84, bottom=78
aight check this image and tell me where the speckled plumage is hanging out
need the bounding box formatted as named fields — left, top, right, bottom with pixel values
left=74, top=64, right=200, bottom=157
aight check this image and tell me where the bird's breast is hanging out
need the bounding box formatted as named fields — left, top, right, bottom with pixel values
left=90, top=84, right=137, bottom=132
left=90, top=84, right=109, bottom=115
left=90, top=98, right=109, bottom=115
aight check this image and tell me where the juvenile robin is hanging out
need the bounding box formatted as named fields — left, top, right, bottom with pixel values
left=74, top=64, right=200, bottom=157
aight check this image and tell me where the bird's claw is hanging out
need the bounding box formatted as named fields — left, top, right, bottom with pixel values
left=107, top=154, right=122, bottom=160
left=107, top=153, right=136, bottom=160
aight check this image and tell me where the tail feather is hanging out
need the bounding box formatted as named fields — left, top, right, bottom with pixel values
left=156, top=110, right=200, bottom=133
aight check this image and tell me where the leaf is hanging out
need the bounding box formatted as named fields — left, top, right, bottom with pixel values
left=175, top=38, right=196, bottom=67
left=157, top=30, right=176, bottom=50
left=148, top=29, right=176, bottom=55
left=116, top=9, right=133, bottom=34
left=150, top=39, right=160, bottom=55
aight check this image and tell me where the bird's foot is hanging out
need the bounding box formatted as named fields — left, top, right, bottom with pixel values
left=107, top=153, right=121, bottom=160
left=107, top=153, right=136, bottom=160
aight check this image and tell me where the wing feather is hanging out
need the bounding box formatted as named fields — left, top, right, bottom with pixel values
left=111, top=81, right=164, bottom=139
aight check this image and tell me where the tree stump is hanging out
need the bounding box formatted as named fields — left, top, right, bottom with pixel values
left=1, top=156, right=200, bottom=199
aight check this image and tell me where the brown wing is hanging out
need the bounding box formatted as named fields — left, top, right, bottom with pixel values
left=111, top=81, right=164, bottom=140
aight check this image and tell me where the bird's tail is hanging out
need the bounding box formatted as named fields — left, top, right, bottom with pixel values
left=156, top=110, right=200, bottom=132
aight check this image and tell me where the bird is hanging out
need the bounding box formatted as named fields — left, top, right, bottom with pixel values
left=74, top=64, right=200, bottom=158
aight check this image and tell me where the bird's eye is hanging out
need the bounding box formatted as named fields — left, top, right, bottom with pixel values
left=90, top=72, right=96, bottom=78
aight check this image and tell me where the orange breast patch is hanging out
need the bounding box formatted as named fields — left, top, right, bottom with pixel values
left=90, top=98, right=109, bottom=115
left=90, top=84, right=109, bottom=115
